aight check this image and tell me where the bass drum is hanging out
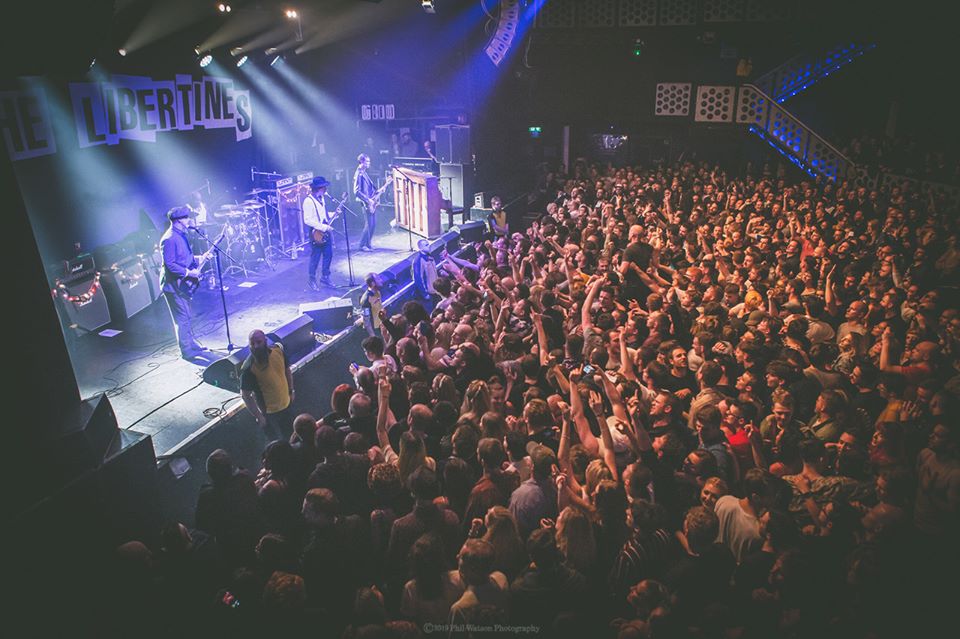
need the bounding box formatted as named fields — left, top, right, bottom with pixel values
left=228, top=233, right=265, bottom=265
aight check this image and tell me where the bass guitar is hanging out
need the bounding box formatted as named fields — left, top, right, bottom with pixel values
left=361, top=176, right=394, bottom=215
left=178, top=226, right=227, bottom=297
left=311, top=193, right=348, bottom=245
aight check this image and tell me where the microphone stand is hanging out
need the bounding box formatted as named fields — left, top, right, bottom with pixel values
left=326, top=193, right=357, bottom=288
left=193, top=226, right=244, bottom=352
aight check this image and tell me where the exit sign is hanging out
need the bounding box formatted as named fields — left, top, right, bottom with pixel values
left=360, top=104, right=395, bottom=121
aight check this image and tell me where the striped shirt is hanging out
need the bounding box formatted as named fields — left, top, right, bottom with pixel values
left=608, top=527, right=674, bottom=595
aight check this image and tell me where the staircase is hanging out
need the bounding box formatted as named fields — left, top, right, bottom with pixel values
left=753, top=42, right=876, bottom=103
left=738, top=83, right=857, bottom=181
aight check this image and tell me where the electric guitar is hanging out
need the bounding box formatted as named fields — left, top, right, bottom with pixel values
left=178, top=226, right=227, bottom=297
left=311, top=193, right=348, bottom=245
left=361, top=176, right=394, bottom=215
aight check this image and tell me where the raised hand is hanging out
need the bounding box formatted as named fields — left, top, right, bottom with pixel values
left=377, top=375, right=392, bottom=401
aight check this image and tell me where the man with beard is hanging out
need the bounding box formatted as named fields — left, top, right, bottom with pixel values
left=240, top=329, right=295, bottom=440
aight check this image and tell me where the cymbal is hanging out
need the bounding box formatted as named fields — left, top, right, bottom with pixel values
left=245, top=188, right=270, bottom=195
left=214, top=210, right=247, bottom=219
left=242, top=200, right=265, bottom=208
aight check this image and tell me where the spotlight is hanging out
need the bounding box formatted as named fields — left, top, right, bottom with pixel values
left=230, top=47, right=243, bottom=57
left=194, top=45, right=202, bottom=56
left=217, top=3, right=231, bottom=12
left=199, top=54, right=213, bottom=68
left=265, top=47, right=279, bottom=55
left=236, top=55, right=248, bottom=68
left=118, top=48, right=127, bottom=57
left=421, top=1, right=435, bottom=14
left=285, top=9, right=298, bottom=19
left=270, top=55, right=284, bottom=67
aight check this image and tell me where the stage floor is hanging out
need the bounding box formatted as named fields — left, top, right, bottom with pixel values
left=70, top=227, right=419, bottom=457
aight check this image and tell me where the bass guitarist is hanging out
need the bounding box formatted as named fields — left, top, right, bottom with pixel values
left=303, top=175, right=335, bottom=290
left=160, top=206, right=212, bottom=362
left=354, top=153, right=378, bottom=251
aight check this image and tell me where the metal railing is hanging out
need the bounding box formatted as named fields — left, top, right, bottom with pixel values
left=739, top=84, right=856, bottom=181
left=752, top=42, right=876, bottom=103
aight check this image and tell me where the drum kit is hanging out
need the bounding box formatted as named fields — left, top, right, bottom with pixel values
left=211, top=196, right=273, bottom=276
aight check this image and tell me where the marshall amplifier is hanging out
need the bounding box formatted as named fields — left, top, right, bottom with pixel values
left=62, top=254, right=96, bottom=279
left=53, top=258, right=110, bottom=333
left=101, top=256, right=154, bottom=321
left=142, top=250, right=163, bottom=302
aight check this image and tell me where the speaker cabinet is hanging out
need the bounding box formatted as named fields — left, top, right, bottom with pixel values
left=56, top=272, right=111, bottom=334
left=434, top=125, right=471, bottom=164
left=101, top=256, right=154, bottom=321
left=439, top=163, right=474, bottom=210
left=142, top=250, right=163, bottom=302
left=470, top=206, right=493, bottom=222
left=267, top=314, right=315, bottom=362
left=42, top=394, right=119, bottom=492
left=457, top=220, right=487, bottom=244
left=299, top=297, right=355, bottom=333
left=202, top=348, right=250, bottom=393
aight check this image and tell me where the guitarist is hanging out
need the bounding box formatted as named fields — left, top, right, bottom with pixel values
left=160, top=206, right=211, bottom=362
left=354, top=153, right=378, bottom=251
left=303, top=176, right=335, bottom=290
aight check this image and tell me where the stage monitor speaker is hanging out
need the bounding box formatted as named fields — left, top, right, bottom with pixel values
left=57, top=272, right=111, bottom=334
left=435, top=125, right=471, bottom=164
left=380, top=254, right=415, bottom=291
left=456, top=220, right=487, bottom=244
left=100, top=256, right=154, bottom=321
left=97, top=429, right=161, bottom=544
left=299, top=298, right=355, bottom=334
left=439, top=163, right=474, bottom=210
left=43, top=395, right=120, bottom=490
left=267, top=314, right=315, bottom=363
left=202, top=347, right=249, bottom=393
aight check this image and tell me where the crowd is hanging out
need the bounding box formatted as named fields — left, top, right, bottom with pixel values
left=109, top=159, right=958, bottom=638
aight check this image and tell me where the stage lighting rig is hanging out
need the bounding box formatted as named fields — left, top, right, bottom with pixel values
left=118, top=48, right=127, bottom=57
left=236, top=55, right=249, bottom=68
left=421, top=1, right=436, bottom=14
left=218, top=3, right=232, bottom=12
left=285, top=8, right=303, bottom=42
left=199, top=54, right=213, bottom=68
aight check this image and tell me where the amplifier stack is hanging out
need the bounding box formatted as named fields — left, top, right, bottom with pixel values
left=53, top=254, right=111, bottom=334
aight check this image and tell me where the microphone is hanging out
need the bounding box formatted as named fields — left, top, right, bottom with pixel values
left=205, top=178, right=211, bottom=195
left=250, top=166, right=255, bottom=183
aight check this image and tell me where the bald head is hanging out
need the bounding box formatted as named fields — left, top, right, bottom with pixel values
left=249, top=329, right=269, bottom=359
left=912, top=341, right=939, bottom=364
left=349, top=392, right=372, bottom=418
left=408, top=404, right=434, bottom=432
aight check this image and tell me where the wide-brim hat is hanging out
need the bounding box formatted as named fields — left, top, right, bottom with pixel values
left=311, top=176, right=331, bottom=189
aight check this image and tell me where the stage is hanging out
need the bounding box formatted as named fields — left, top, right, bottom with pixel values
left=69, top=222, right=423, bottom=457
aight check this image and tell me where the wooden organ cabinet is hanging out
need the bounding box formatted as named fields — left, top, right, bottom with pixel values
left=392, top=166, right=442, bottom=238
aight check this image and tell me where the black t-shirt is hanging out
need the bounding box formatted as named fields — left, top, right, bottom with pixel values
left=661, top=369, right=698, bottom=405
left=622, top=241, right=653, bottom=289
